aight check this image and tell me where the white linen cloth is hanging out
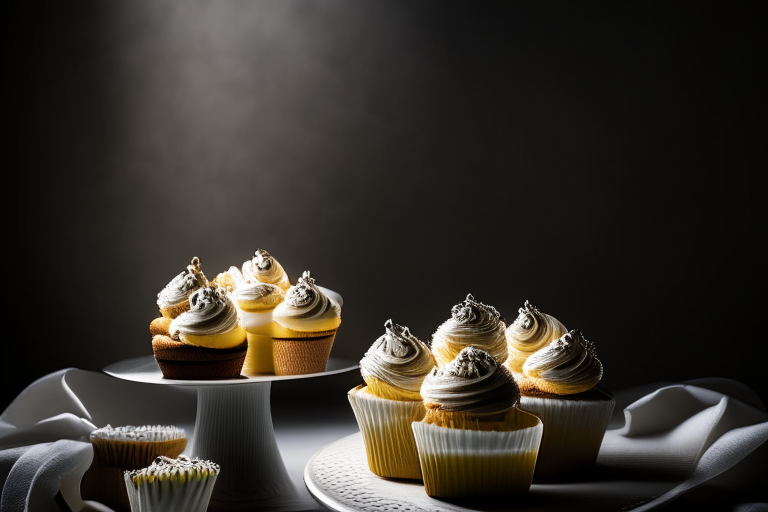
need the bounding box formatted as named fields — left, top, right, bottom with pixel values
left=1, top=370, right=765, bottom=512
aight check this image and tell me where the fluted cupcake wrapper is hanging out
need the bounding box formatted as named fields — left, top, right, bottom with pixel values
left=273, top=332, right=336, bottom=375
left=123, top=470, right=218, bottom=512
left=519, top=390, right=615, bottom=478
left=412, top=409, right=542, bottom=498
left=348, top=385, right=426, bottom=480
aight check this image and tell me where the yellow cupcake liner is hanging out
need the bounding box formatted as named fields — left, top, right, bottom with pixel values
left=518, top=390, right=615, bottom=478
left=242, top=332, right=274, bottom=374
left=348, top=385, right=426, bottom=480
left=412, top=409, right=542, bottom=498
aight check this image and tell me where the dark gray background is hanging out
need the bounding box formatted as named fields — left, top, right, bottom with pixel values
left=6, top=1, right=763, bottom=411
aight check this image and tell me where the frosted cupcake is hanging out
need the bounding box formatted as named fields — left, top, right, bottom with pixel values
left=152, top=285, right=247, bottom=379
left=412, top=347, right=542, bottom=498
left=124, top=455, right=219, bottom=512
left=225, top=266, right=286, bottom=374
left=504, top=300, right=567, bottom=374
left=348, top=320, right=436, bottom=479
left=271, top=271, right=341, bottom=375
left=431, top=294, right=507, bottom=367
left=517, top=329, right=615, bottom=478
left=81, top=425, right=187, bottom=512
left=156, top=257, right=208, bottom=320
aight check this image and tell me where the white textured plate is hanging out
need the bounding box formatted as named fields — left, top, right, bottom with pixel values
left=304, top=432, right=678, bottom=512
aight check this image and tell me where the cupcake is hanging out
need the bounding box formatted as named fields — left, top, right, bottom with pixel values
left=80, top=425, right=187, bottom=512
left=124, top=455, right=219, bottom=512
left=226, top=266, right=286, bottom=374
left=348, top=320, right=436, bottom=479
left=431, top=294, right=507, bottom=367
left=270, top=271, right=341, bottom=375
left=156, top=257, right=208, bottom=319
left=516, top=329, right=615, bottom=478
left=504, top=300, right=567, bottom=374
left=412, top=347, right=543, bottom=498
left=152, top=285, right=248, bottom=379
left=242, top=248, right=291, bottom=291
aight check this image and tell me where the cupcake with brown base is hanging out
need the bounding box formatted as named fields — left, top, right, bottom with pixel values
left=431, top=294, right=507, bottom=367
left=516, top=329, right=615, bottom=478
left=152, top=285, right=247, bottom=379
left=412, top=347, right=542, bottom=498
left=348, top=320, right=436, bottom=480
left=504, top=300, right=567, bottom=374
left=124, top=455, right=219, bottom=512
left=270, top=271, right=341, bottom=375
left=80, top=425, right=187, bottom=512
left=156, top=257, right=208, bottom=319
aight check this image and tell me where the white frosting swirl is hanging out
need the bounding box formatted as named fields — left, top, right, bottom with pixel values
left=359, top=320, right=436, bottom=394
left=227, top=266, right=285, bottom=311
left=157, top=257, right=208, bottom=310
left=126, top=455, right=219, bottom=485
left=169, top=286, right=241, bottom=339
left=242, top=249, right=290, bottom=291
left=506, top=300, right=567, bottom=373
left=90, top=425, right=186, bottom=442
left=421, top=347, right=520, bottom=415
left=272, top=271, right=341, bottom=332
left=432, top=294, right=507, bottom=365
left=522, top=329, right=603, bottom=394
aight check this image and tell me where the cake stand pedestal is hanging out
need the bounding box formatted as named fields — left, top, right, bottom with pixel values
left=104, top=355, right=357, bottom=512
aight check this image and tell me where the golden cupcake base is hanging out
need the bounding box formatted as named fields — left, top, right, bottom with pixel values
left=273, top=331, right=336, bottom=375
left=348, top=384, right=425, bottom=480
left=412, top=409, right=542, bottom=498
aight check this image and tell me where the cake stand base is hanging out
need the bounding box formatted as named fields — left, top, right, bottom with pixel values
left=191, top=383, right=304, bottom=511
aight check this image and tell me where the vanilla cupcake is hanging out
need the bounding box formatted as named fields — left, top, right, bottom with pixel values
left=226, top=266, right=286, bottom=374
left=270, top=271, right=341, bottom=375
left=517, top=329, right=615, bottom=478
left=152, top=285, right=247, bottom=379
left=124, top=455, right=219, bottom=512
left=81, top=425, right=187, bottom=512
left=348, top=320, right=436, bottom=479
left=504, top=300, right=567, bottom=374
left=156, top=257, right=208, bottom=319
left=243, top=248, right=291, bottom=291
left=412, top=347, right=542, bottom=498
left=431, top=294, right=507, bottom=367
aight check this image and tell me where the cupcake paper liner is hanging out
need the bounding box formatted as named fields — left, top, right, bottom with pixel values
left=412, top=409, right=542, bottom=498
left=243, top=333, right=274, bottom=374
left=124, top=466, right=218, bottom=512
left=519, top=390, right=615, bottom=478
left=348, top=385, right=426, bottom=480
left=272, top=332, right=336, bottom=375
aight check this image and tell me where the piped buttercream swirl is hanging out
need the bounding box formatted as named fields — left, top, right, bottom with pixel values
left=157, top=257, right=208, bottom=311
left=505, top=300, right=567, bottom=373
left=169, top=286, right=242, bottom=341
left=272, top=271, right=341, bottom=332
left=90, top=425, right=186, bottom=442
left=126, top=455, right=219, bottom=485
left=242, top=249, right=290, bottom=291
left=227, top=266, right=285, bottom=312
left=522, top=329, right=603, bottom=395
left=421, top=347, right=520, bottom=415
left=431, top=294, right=507, bottom=366
left=359, top=320, right=436, bottom=397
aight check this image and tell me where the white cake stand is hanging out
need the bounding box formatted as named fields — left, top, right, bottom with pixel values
left=103, top=354, right=358, bottom=511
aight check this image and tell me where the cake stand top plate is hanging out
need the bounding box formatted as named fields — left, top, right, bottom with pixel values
left=103, top=355, right=358, bottom=386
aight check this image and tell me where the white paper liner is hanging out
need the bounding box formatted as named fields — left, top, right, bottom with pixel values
left=411, top=410, right=542, bottom=498
left=347, top=385, right=425, bottom=480
left=123, top=467, right=218, bottom=512
left=519, top=390, right=615, bottom=478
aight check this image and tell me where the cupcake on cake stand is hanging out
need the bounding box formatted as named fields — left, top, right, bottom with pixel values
left=104, top=286, right=354, bottom=512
